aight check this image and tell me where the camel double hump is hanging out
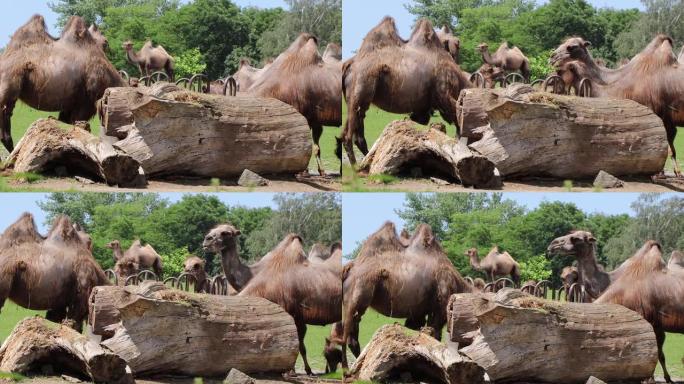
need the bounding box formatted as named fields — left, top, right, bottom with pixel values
left=550, top=35, right=684, bottom=175
left=0, top=213, right=110, bottom=332
left=465, top=246, right=521, bottom=286
left=341, top=17, right=472, bottom=166
left=107, top=239, right=163, bottom=284
left=203, top=225, right=342, bottom=375
left=436, top=25, right=460, bottom=63
left=0, top=15, right=125, bottom=152
left=340, top=221, right=471, bottom=369
left=248, top=33, right=343, bottom=176
left=123, top=40, right=175, bottom=81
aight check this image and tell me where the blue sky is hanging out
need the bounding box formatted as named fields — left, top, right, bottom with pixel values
left=0, top=0, right=288, bottom=48
left=342, top=0, right=644, bottom=58
left=342, top=192, right=662, bottom=253
left=0, top=193, right=280, bottom=234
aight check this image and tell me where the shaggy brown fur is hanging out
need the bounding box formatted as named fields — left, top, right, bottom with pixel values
left=239, top=234, right=342, bottom=375
left=323, top=337, right=343, bottom=374
left=0, top=15, right=125, bottom=151
left=323, top=43, right=343, bottom=63
left=183, top=256, right=210, bottom=293
left=123, top=40, right=174, bottom=81
left=248, top=33, right=342, bottom=176
left=340, top=222, right=471, bottom=369
left=551, top=35, right=684, bottom=174
left=476, top=63, right=505, bottom=88
left=436, top=25, right=460, bottom=63
left=465, top=246, right=521, bottom=285
left=596, top=241, right=684, bottom=383
left=88, top=24, right=108, bottom=52
left=341, top=17, right=472, bottom=165
left=0, top=213, right=109, bottom=331
left=232, top=58, right=271, bottom=92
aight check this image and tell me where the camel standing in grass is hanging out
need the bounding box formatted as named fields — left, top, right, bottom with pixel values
left=341, top=222, right=471, bottom=368
left=0, top=213, right=110, bottom=331
left=596, top=241, right=684, bottom=383
left=465, top=246, right=521, bottom=286
left=123, top=40, right=174, bottom=81
left=478, top=42, right=530, bottom=81
left=107, top=239, right=163, bottom=284
left=341, top=17, right=472, bottom=165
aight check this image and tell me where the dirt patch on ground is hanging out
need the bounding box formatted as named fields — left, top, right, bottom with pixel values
left=4, top=374, right=340, bottom=384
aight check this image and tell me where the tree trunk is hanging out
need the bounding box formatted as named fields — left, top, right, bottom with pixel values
left=358, top=121, right=499, bottom=188
left=89, top=282, right=299, bottom=377
left=348, top=324, right=485, bottom=384
left=456, top=289, right=658, bottom=384
left=99, top=84, right=312, bottom=178
left=459, top=85, right=668, bottom=179
left=447, top=292, right=494, bottom=347
left=0, top=317, right=131, bottom=383
left=3, top=118, right=142, bottom=187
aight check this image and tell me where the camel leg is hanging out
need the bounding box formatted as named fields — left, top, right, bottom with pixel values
left=341, top=281, right=374, bottom=369
left=0, top=269, right=12, bottom=314
left=295, top=320, right=313, bottom=376
left=45, top=307, right=68, bottom=325
left=404, top=315, right=426, bottom=330
left=153, top=259, right=163, bottom=279
left=344, top=74, right=377, bottom=165
left=310, top=121, right=326, bottom=177
left=0, top=72, right=23, bottom=152
left=664, top=119, right=681, bottom=176
left=655, top=327, right=672, bottom=383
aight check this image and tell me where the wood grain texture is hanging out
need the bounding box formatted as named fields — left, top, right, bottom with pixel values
left=457, top=289, right=658, bottom=384
left=100, top=84, right=312, bottom=178
left=447, top=292, right=494, bottom=347
left=91, top=282, right=299, bottom=377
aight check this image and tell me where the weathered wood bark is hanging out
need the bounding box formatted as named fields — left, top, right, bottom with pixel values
left=0, top=317, right=130, bottom=383
left=456, top=289, right=658, bottom=384
left=99, top=84, right=312, bottom=178
left=348, top=324, right=484, bottom=384
left=3, top=119, right=142, bottom=187
left=89, top=282, right=299, bottom=377
left=447, top=292, right=494, bottom=347
left=457, top=85, right=534, bottom=140
left=358, top=121, right=498, bottom=188
left=460, top=86, right=668, bottom=179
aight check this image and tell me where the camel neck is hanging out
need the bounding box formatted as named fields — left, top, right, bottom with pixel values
left=221, top=241, right=252, bottom=292
left=576, top=248, right=609, bottom=298
left=469, top=253, right=481, bottom=270
left=113, top=246, right=124, bottom=260
left=126, top=49, right=139, bottom=64
left=481, top=49, right=496, bottom=66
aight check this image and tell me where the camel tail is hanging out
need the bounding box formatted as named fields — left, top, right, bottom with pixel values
left=342, top=59, right=353, bottom=101
left=511, top=264, right=521, bottom=287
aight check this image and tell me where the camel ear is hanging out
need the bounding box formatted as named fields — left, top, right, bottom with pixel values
left=586, top=235, right=596, bottom=243
left=234, top=229, right=241, bottom=236
left=584, top=40, right=592, bottom=47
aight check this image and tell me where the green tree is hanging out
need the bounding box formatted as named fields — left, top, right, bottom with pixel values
left=49, top=0, right=180, bottom=27
left=615, top=0, right=684, bottom=59
left=174, top=48, right=207, bottom=78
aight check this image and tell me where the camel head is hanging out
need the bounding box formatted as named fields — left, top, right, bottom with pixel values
left=477, top=43, right=489, bottom=52
left=473, top=277, right=486, bottom=291
left=114, top=256, right=139, bottom=284
left=550, top=37, right=592, bottom=67
left=464, top=248, right=478, bottom=258
left=105, top=240, right=121, bottom=250
left=88, top=24, right=109, bottom=52
left=547, top=231, right=596, bottom=257
left=184, top=256, right=206, bottom=277
left=202, top=224, right=241, bottom=253
left=437, top=27, right=460, bottom=62
left=122, top=40, right=134, bottom=52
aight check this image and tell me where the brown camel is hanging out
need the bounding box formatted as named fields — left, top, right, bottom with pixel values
left=183, top=256, right=210, bottom=293
left=465, top=246, right=521, bottom=285
left=668, top=250, right=684, bottom=271
left=323, top=336, right=343, bottom=374
left=475, top=63, right=505, bottom=88
left=341, top=222, right=471, bottom=368
left=72, top=222, right=92, bottom=251
left=341, top=17, right=472, bottom=165
left=232, top=58, right=271, bottom=92
left=107, top=239, right=163, bottom=284
left=123, top=40, right=174, bottom=81
left=550, top=35, right=684, bottom=174
left=0, top=15, right=125, bottom=152
left=248, top=33, right=342, bottom=176
left=478, top=42, right=530, bottom=81
left=596, top=240, right=684, bottom=383
left=436, top=25, right=460, bottom=63
left=237, top=234, right=342, bottom=375
left=308, top=242, right=342, bottom=276
left=560, top=265, right=578, bottom=298
left=0, top=213, right=110, bottom=331
left=88, top=24, right=108, bottom=52
left=323, top=42, right=342, bottom=63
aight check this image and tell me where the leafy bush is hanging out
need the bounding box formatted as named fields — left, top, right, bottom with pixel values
left=519, top=254, right=552, bottom=282
left=528, top=52, right=554, bottom=82
left=174, top=48, right=207, bottom=79
left=161, top=247, right=190, bottom=279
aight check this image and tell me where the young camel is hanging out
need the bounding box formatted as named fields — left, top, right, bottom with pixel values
left=596, top=240, right=684, bottom=383
left=341, top=222, right=471, bottom=369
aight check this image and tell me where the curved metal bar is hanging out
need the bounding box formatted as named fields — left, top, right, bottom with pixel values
left=189, top=74, right=209, bottom=94
left=469, top=72, right=486, bottom=89
left=222, top=76, right=238, bottom=96
left=464, top=276, right=474, bottom=286
left=176, top=272, right=198, bottom=292
left=137, top=270, right=158, bottom=282
left=483, top=282, right=495, bottom=293
left=124, top=275, right=138, bottom=286
left=210, top=275, right=229, bottom=295
left=139, top=76, right=151, bottom=87
left=543, top=75, right=565, bottom=95
left=118, top=70, right=130, bottom=83
left=534, top=280, right=551, bottom=298
left=504, top=72, right=525, bottom=87
left=163, top=276, right=179, bottom=288
left=175, top=78, right=191, bottom=89
left=530, top=78, right=544, bottom=89
left=578, top=78, right=592, bottom=98
left=520, top=284, right=536, bottom=295
left=494, top=277, right=516, bottom=291
left=150, top=71, right=169, bottom=84
left=567, top=283, right=587, bottom=303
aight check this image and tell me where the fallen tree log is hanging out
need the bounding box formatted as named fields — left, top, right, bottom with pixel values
left=3, top=118, right=142, bottom=187
left=446, top=292, right=493, bottom=347
left=0, top=317, right=130, bottom=383
left=358, top=121, right=498, bottom=188
left=89, top=282, right=298, bottom=377
left=459, top=85, right=668, bottom=179
left=348, top=324, right=484, bottom=384
left=456, top=289, right=658, bottom=384
left=99, top=84, right=313, bottom=178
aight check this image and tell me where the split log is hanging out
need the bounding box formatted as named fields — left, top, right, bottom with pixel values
left=348, top=324, right=484, bottom=384
left=99, top=84, right=312, bottom=178
left=447, top=292, right=494, bottom=347
left=3, top=118, right=142, bottom=187
left=456, top=85, right=534, bottom=140
left=358, top=121, right=498, bottom=188
left=89, top=282, right=299, bottom=377
left=459, top=86, right=668, bottom=179
left=456, top=289, right=658, bottom=384
left=0, top=317, right=130, bottom=383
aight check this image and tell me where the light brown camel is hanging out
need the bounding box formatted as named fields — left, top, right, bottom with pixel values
left=322, top=42, right=342, bottom=63
left=465, top=246, right=521, bottom=285
left=596, top=240, right=684, bottom=383
left=436, top=25, right=460, bottom=63
left=668, top=250, right=684, bottom=271
left=183, top=256, right=210, bottom=293
left=0, top=213, right=110, bottom=331
left=248, top=33, right=342, bottom=176
left=107, top=239, right=163, bottom=284
left=88, top=24, right=108, bottom=52
left=123, top=40, right=174, bottom=81
left=0, top=15, right=125, bottom=152
left=477, top=42, right=530, bottom=81
left=72, top=222, right=92, bottom=251
left=550, top=35, right=684, bottom=174
left=560, top=265, right=578, bottom=298
left=341, top=17, right=472, bottom=165
left=231, top=58, right=272, bottom=92
left=237, top=234, right=342, bottom=375
left=341, top=222, right=471, bottom=368
left=308, top=242, right=342, bottom=276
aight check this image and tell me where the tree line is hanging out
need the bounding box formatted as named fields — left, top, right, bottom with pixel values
left=406, top=0, right=682, bottom=77
left=37, top=192, right=342, bottom=277
left=47, top=0, right=342, bottom=79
